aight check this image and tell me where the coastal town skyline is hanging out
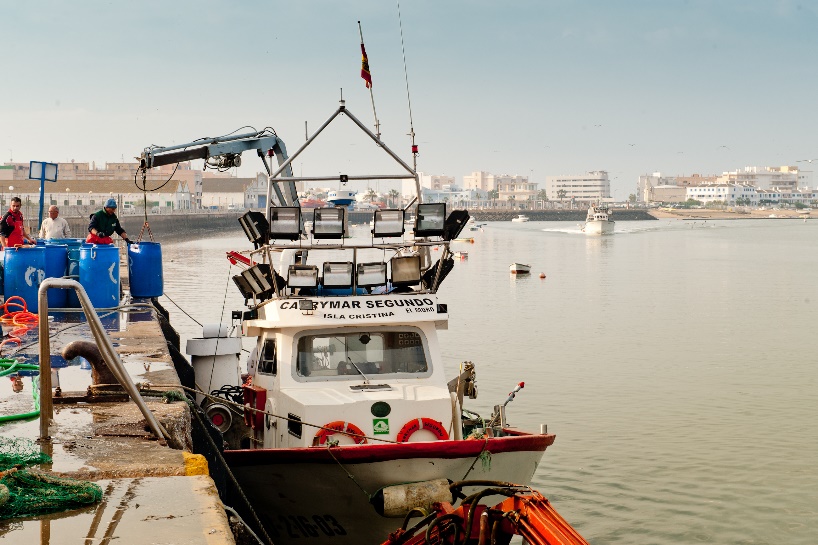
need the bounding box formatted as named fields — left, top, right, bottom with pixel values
left=2, top=1, right=816, bottom=202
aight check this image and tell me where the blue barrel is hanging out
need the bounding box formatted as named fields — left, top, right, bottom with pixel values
left=3, top=246, right=46, bottom=312
left=79, top=244, right=120, bottom=308
left=43, top=244, right=69, bottom=308
left=50, top=239, right=85, bottom=307
left=127, top=241, right=163, bottom=297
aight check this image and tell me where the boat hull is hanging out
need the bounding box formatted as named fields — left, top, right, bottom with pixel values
left=224, top=432, right=554, bottom=545
left=510, top=263, right=531, bottom=274
left=584, top=219, right=615, bottom=235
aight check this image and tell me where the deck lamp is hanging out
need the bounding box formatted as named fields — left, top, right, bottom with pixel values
left=356, top=262, right=387, bottom=288
left=287, top=265, right=319, bottom=288
left=232, top=274, right=255, bottom=300
left=322, top=262, right=354, bottom=288
left=390, top=255, right=422, bottom=287
left=268, top=207, right=302, bottom=240
left=238, top=211, right=269, bottom=245
left=414, top=203, right=446, bottom=237
left=312, top=207, right=345, bottom=239
left=240, top=264, right=275, bottom=300
left=372, top=209, right=405, bottom=238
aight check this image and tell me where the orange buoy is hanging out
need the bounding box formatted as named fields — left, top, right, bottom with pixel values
left=313, top=421, right=368, bottom=445
left=539, top=273, right=546, bottom=279
left=396, top=418, right=449, bottom=443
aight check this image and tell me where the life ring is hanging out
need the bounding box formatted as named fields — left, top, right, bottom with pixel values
left=314, top=421, right=368, bottom=445
left=396, top=418, right=449, bottom=443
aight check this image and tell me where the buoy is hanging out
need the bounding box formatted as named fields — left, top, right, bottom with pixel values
left=539, top=273, right=546, bottom=279
left=396, top=417, right=449, bottom=442
left=313, top=421, right=368, bottom=445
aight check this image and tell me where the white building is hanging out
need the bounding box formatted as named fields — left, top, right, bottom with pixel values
left=686, top=184, right=758, bottom=205
left=716, top=166, right=809, bottom=191
left=545, top=171, right=610, bottom=201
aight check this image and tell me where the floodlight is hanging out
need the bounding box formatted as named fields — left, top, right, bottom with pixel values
left=356, top=262, right=387, bottom=288
left=232, top=274, right=254, bottom=300
left=239, top=264, right=275, bottom=300
left=313, top=208, right=345, bottom=239
left=443, top=210, right=470, bottom=241
left=415, top=203, right=446, bottom=237
left=373, top=209, right=405, bottom=237
left=287, top=265, right=319, bottom=288
left=238, top=211, right=269, bottom=244
left=268, top=207, right=302, bottom=240
left=323, top=262, right=354, bottom=288
left=391, top=256, right=422, bottom=287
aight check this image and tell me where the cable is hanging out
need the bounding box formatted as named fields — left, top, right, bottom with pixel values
left=161, top=293, right=204, bottom=327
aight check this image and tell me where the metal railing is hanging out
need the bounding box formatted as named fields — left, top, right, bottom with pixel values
left=37, top=278, right=173, bottom=445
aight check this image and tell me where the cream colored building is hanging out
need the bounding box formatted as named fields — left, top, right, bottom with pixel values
left=546, top=171, right=610, bottom=201
left=716, top=166, right=809, bottom=191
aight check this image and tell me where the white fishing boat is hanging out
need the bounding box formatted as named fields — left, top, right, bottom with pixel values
left=509, top=262, right=531, bottom=274
left=582, top=203, right=615, bottom=235
left=511, top=214, right=530, bottom=223
left=141, top=99, right=554, bottom=545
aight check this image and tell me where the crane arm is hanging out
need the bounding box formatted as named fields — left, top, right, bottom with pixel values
left=138, top=131, right=298, bottom=207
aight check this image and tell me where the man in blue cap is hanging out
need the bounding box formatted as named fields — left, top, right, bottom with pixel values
left=87, top=198, right=131, bottom=245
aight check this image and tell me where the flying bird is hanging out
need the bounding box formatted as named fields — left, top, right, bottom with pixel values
left=796, top=158, right=817, bottom=163
left=719, top=145, right=730, bottom=150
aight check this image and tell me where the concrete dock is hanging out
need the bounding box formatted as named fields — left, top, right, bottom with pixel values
left=0, top=276, right=236, bottom=542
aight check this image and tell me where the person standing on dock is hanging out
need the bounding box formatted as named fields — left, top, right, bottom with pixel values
left=87, top=198, right=131, bottom=245
left=0, top=197, right=37, bottom=248
left=39, top=205, right=72, bottom=240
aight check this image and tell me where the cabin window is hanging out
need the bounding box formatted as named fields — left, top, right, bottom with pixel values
left=295, top=330, right=429, bottom=378
left=258, top=338, right=277, bottom=375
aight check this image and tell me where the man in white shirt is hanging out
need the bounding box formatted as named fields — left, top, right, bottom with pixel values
left=39, top=205, right=72, bottom=239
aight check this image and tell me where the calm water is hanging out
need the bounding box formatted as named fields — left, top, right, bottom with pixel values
left=162, top=219, right=818, bottom=545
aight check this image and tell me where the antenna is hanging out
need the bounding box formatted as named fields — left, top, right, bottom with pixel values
left=396, top=1, right=418, bottom=172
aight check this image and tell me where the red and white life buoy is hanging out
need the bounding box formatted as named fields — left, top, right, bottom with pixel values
left=396, top=418, right=450, bottom=443
left=313, top=421, right=368, bottom=445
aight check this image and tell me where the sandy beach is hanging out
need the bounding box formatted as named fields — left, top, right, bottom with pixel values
left=647, top=208, right=811, bottom=220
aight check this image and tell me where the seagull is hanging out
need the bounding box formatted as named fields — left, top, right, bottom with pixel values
left=796, top=158, right=818, bottom=163
left=719, top=145, right=730, bottom=150
left=627, top=143, right=635, bottom=147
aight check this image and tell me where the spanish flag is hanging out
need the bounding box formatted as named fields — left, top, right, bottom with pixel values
left=361, top=43, right=372, bottom=88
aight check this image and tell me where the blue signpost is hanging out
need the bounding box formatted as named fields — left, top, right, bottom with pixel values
left=28, top=161, right=59, bottom=228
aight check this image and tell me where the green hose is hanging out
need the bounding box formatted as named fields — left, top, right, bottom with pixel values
left=0, top=360, right=41, bottom=423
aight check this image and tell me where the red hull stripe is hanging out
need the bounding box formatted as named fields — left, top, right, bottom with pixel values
left=224, top=432, right=555, bottom=467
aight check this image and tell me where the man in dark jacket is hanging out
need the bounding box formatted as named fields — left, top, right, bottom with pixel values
left=87, top=198, right=131, bottom=245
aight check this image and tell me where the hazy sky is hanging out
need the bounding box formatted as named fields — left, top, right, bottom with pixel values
left=2, top=0, right=816, bottom=199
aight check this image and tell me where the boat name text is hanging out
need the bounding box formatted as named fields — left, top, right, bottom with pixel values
left=279, top=298, right=434, bottom=310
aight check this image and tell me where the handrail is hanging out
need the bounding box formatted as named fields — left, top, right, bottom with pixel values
left=37, top=278, right=173, bottom=445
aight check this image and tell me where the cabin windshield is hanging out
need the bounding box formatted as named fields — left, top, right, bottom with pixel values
left=295, top=329, right=429, bottom=378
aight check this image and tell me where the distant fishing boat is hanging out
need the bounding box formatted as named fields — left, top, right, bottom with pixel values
left=511, top=214, right=530, bottom=223
left=509, top=262, right=531, bottom=274
left=582, top=203, right=614, bottom=235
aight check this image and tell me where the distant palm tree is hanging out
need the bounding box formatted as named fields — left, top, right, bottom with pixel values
left=557, top=189, right=567, bottom=200
left=364, top=188, right=378, bottom=202
left=388, top=189, right=401, bottom=208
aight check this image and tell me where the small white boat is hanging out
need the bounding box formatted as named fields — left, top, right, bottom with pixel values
left=511, top=214, right=530, bottom=223
left=509, top=262, right=531, bottom=274
left=453, top=251, right=468, bottom=259
left=582, top=204, right=614, bottom=235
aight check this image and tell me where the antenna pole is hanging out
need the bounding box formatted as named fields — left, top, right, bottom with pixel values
left=358, top=21, right=381, bottom=140
left=396, top=1, right=419, bottom=174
